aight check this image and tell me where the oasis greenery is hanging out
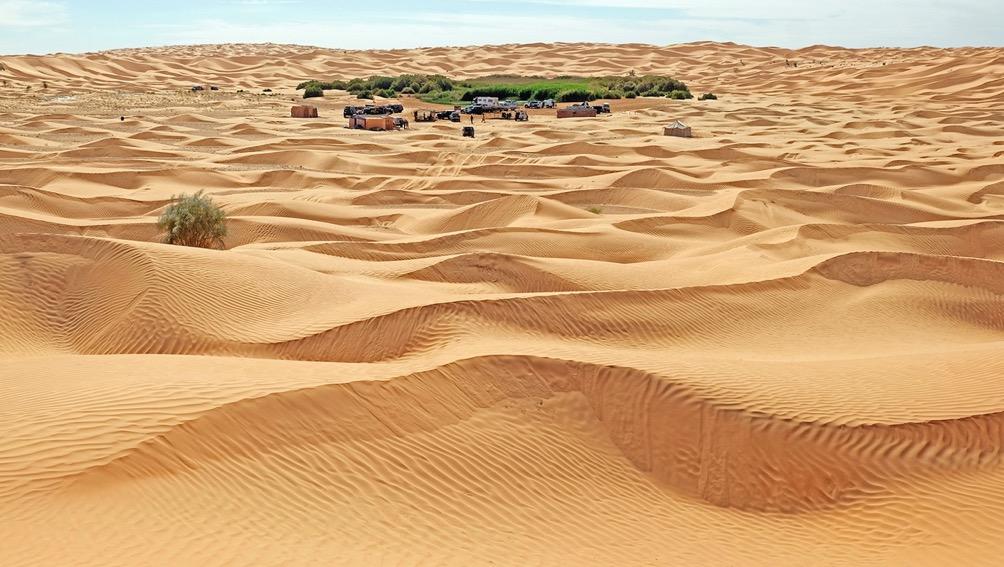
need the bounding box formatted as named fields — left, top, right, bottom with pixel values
left=296, top=74, right=690, bottom=104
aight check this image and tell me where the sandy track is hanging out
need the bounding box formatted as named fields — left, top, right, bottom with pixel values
left=1, top=42, right=1004, bottom=565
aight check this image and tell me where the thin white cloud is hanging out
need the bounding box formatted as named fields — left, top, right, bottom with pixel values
left=146, top=4, right=1002, bottom=51
left=0, top=0, right=69, bottom=28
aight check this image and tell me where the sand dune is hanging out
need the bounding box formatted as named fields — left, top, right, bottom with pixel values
left=2, top=42, right=1004, bottom=566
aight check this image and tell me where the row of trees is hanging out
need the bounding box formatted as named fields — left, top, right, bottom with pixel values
left=296, top=74, right=696, bottom=102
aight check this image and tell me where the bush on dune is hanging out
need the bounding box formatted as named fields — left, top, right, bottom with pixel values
left=303, top=85, right=324, bottom=99
left=158, top=191, right=227, bottom=249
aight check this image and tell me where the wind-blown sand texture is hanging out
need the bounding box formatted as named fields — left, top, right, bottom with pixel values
left=2, top=42, right=1004, bottom=566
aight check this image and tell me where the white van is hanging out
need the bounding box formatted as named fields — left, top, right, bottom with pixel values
left=473, top=97, right=500, bottom=107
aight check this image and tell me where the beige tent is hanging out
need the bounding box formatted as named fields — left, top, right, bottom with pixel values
left=664, top=120, right=692, bottom=138
left=349, top=114, right=396, bottom=131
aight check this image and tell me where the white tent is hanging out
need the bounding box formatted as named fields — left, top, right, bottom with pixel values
left=664, top=120, right=692, bottom=137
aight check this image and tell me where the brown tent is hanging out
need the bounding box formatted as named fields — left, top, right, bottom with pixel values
left=349, top=114, right=396, bottom=131
left=291, top=105, right=318, bottom=118
left=664, top=120, right=692, bottom=138
left=557, top=106, right=597, bottom=119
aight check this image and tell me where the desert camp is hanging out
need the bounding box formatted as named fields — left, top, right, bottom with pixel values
left=1, top=6, right=1003, bottom=566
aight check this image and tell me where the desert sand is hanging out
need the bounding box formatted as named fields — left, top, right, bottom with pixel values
left=1, top=42, right=1004, bottom=566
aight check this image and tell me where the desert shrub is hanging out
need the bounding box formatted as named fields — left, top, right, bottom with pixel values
left=297, top=79, right=347, bottom=91
left=699, top=92, right=718, bottom=100
left=587, top=206, right=603, bottom=214
left=356, top=90, right=373, bottom=100
left=625, top=91, right=638, bottom=99
left=400, top=86, right=415, bottom=95
left=158, top=191, right=227, bottom=249
left=303, top=85, right=323, bottom=99
left=668, top=89, right=693, bottom=100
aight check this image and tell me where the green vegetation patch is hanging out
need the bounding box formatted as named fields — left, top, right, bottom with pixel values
left=295, top=74, right=690, bottom=104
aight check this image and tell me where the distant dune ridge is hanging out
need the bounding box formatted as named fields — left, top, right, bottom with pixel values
left=1, top=42, right=1004, bottom=566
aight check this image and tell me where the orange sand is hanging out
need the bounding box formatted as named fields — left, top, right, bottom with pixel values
left=1, top=42, right=1004, bottom=566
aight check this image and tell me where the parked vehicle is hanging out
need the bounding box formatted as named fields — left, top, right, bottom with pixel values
left=525, top=101, right=542, bottom=109
left=473, top=97, right=499, bottom=107
left=394, top=117, right=410, bottom=129
left=361, top=105, right=394, bottom=115
left=462, top=105, right=487, bottom=115
left=499, top=100, right=517, bottom=110
left=436, top=110, right=455, bottom=120
left=592, top=103, right=611, bottom=114
left=449, top=111, right=461, bottom=122
left=541, top=99, right=556, bottom=108
left=344, top=106, right=359, bottom=118
left=462, top=126, right=475, bottom=138
left=387, top=103, right=404, bottom=113
left=515, top=110, right=529, bottom=121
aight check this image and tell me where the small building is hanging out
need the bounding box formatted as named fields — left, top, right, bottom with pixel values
left=291, top=105, right=318, bottom=118
left=664, top=120, right=692, bottom=138
left=349, top=114, right=396, bottom=131
left=557, top=106, right=597, bottom=118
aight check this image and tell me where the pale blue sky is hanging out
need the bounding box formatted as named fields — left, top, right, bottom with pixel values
left=2, top=0, right=1001, bottom=55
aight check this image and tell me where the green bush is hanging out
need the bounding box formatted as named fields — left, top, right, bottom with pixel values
left=625, top=91, right=638, bottom=99
left=158, top=191, right=227, bottom=249
left=400, top=86, right=415, bottom=95
left=668, top=90, right=693, bottom=100
left=303, top=85, right=323, bottom=99
left=369, top=76, right=394, bottom=90
left=699, top=92, right=718, bottom=100
left=357, top=90, right=373, bottom=100
left=557, top=89, right=593, bottom=102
